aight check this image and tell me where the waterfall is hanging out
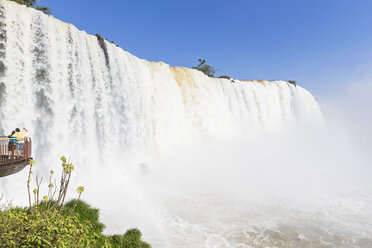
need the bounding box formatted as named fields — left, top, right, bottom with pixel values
left=0, top=0, right=321, bottom=167
left=4, top=2, right=357, bottom=247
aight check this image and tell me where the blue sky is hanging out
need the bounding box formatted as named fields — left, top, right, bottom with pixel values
left=40, top=0, right=372, bottom=96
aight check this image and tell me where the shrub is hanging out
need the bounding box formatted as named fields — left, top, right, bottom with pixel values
left=192, top=59, right=216, bottom=77
left=288, top=80, right=297, bottom=86
left=0, top=207, right=95, bottom=247
left=219, top=75, right=231, bottom=79
left=63, top=201, right=150, bottom=247
left=0, top=156, right=151, bottom=247
left=9, top=0, right=52, bottom=15
left=36, top=6, right=52, bottom=15
left=62, top=199, right=105, bottom=235
left=0, top=201, right=151, bottom=247
left=109, top=229, right=151, bottom=248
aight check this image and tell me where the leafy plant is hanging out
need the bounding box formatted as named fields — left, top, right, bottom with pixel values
left=26, top=156, right=81, bottom=213
left=108, top=229, right=150, bottom=248
left=192, top=59, right=217, bottom=77
left=62, top=199, right=105, bottom=235
left=0, top=207, right=94, bottom=247
left=1, top=156, right=151, bottom=247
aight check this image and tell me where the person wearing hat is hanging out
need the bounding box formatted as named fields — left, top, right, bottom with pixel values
left=12, top=127, right=28, bottom=156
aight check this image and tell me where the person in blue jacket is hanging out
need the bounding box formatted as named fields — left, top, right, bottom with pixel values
left=7, top=130, right=16, bottom=158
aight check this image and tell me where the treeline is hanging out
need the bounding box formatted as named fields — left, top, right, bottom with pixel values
left=9, top=0, right=51, bottom=15
left=192, top=59, right=297, bottom=86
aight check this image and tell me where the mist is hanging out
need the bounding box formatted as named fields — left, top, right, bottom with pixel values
left=116, top=80, right=372, bottom=247
left=3, top=80, right=371, bottom=248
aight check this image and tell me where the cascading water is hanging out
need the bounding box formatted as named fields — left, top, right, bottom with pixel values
left=1, top=1, right=371, bottom=247
left=0, top=1, right=321, bottom=162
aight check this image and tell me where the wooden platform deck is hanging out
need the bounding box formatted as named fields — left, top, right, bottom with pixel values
left=0, top=137, right=32, bottom=177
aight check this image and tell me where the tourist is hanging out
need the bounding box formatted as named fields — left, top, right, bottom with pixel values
left=7, top=130, right=16, bottom=158
left=13, top=128, right=28, bottom=157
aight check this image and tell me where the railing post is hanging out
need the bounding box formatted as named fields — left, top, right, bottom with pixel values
left=12, top=140, right=14, bottom=163
left=1, top=141, right=3, bottom=164
left=24, top=138, right=28, bottom=160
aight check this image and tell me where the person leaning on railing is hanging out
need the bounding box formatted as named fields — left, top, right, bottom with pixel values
left=12, top=128, right=28, bottom=157
left=7, top=130, right=16, bottom=158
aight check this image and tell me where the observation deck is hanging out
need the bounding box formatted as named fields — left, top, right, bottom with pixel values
left=0, top=137, right=32, bottom=177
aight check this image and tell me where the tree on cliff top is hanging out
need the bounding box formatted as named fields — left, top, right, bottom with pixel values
left=9, top=0, right=51, bottom=15
left=192, top=59, right=217, bottom=77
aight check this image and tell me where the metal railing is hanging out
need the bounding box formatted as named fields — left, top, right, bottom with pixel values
left=0, top=137, right=32, bottom=166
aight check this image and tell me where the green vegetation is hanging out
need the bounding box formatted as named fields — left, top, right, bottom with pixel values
left=0, top=201, right=150, bottom=247
left=219, top=75, right=231, bottom=79
left=108, top=229, right=150, bottom=248
left=0, top=157, right=150, bottom=247
left=62, top=199, right=105, bottom=236
left=35, top=6, right=51, bottom=15
left=191, top=60, right=297, bottom=87
left=192, top=59, right=217, bottom=77
left=0, top=205, right=94, bottom=247
left=8, top=0, right=52, bottom=15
